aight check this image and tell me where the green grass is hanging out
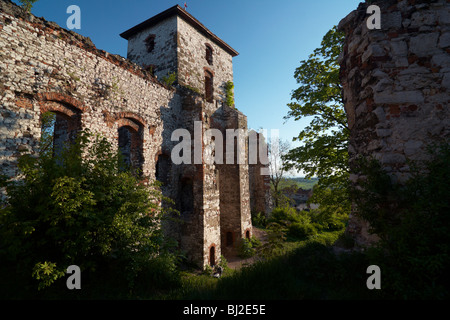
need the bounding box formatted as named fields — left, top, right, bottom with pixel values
left=0, top=229, right=380, bottom=300
left=155, top=230, right=381, bottom=300
left=280, top=177, right=319, bottom=190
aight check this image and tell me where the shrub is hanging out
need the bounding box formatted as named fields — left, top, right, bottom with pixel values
left=19, top=0, right=39, bottom=12
left=353, top=144, right=450, bottom=299
left=162, top=72, right=177, bottom=86
left=269, top=206, right=298, bottom=225
left=288, top=222, right=317, bottom=240
left=224, top=81, right=235, bottom=107
left=251, top=211, right=267, bottom=227
left=238, top=237, right=261, bottom=259
left=0, top=130, right=177, bottom=293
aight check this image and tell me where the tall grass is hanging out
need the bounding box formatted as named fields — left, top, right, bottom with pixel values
left=158, top=229, right=381, bottom=300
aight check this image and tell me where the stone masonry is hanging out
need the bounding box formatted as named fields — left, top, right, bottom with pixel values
left=0, top=1, right=269, bottom=267
left=339, top=0, right=450, bottom=247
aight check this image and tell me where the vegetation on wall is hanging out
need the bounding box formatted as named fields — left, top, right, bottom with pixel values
left=224, top=81, right=235, bottom=107
left=18, top=0, right=39, bottom=12
left=162, top=72, right=177, bottom=87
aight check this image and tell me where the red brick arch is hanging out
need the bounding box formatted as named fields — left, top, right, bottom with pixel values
left=115, top=112, right=146, bottom=128
left=36, top=92, right=88, bottom=114
left=116, top=117, right=141, bottom=133
left=37, top=93, right=86, bottom=134
left=103, top=110, right=147, bottom=133
left=203, top=66, right=215, bottom=77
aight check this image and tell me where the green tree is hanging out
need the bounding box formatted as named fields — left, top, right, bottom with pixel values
left=283, top=26, right=350, bottom=218
left=0, top=130, right=177, bottom=292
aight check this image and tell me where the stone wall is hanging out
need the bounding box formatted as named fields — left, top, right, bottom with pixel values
left=248, top=131, right=272, bottom=216
left=126, top=16, right=178, bottom=81
left=177, top=17, right=234, bottom=104
left=338, top=0, right=450, bottom=247
left=0, top=0, right=179, bottom=185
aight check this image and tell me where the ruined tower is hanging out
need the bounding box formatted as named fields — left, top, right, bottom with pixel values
left=120, top=5, right=253, bottom=265
left=339, top=0, right=450, bottom=247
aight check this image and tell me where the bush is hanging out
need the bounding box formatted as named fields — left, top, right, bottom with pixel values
left=224, top=81, right=235, bottom=107
left=238, top=237, right=261, bottom=259
left=309, top=209, right=347, bottom=232
left=288, top=222, right=317, bottom=240
left=162, top=72, right=177, bottom=86
left=353, top=144, right=450, bottom=299
left=251, top=211, right=267, bottom=227
left=269, top=206, right=298, bottom=225
left=0, top=130, right=177, bottom=294
left=269, top=206, right=323, bottom=241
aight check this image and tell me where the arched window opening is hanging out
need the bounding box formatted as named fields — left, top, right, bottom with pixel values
left=40, top=109, right=80, bottom=159
left=118, top=126, right=132, bottom=169
left=117, top=123, right=143, bottom=174
left=205, top=70, right=214, bottom=103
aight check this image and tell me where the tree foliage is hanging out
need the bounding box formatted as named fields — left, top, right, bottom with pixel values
left=284, top=26, right=350, bottom=217
left=18, top=0, right=39, bottom=12
left=0, top=130, right=177, bottom=292
left=39, top=111, right=56, bottom=156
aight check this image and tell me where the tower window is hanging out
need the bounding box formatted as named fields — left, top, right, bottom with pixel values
left=209, top=245, right=216, bottom=267
left=205, top=70, right=214, bottom=103
left=205, top=44, right=213, bottom=65
left=145, top=34, right=156, bottom=53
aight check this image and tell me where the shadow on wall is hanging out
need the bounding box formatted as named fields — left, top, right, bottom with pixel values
left=1, top=108, right=38, bottom=179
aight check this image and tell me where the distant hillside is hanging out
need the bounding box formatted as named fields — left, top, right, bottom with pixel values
left=279, top=177, right=319, bottom=190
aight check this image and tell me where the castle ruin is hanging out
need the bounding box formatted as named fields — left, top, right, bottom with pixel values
left=0, top=2, right=270, bottom=267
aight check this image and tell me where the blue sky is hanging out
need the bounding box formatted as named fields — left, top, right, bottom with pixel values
left=15, top=0, right=361, bottom=151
